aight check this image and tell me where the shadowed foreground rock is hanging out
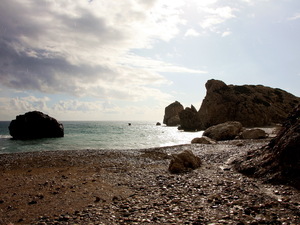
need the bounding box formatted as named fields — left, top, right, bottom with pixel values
left=234, top=105, right=300, bottom=189
left=9, top=111, right=64, bottom=140
left=168, top=150, right=201, bottom=174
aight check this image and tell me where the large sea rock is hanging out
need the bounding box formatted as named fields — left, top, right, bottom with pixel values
left=197, top=79, right=300, bottom=130
left=163, top=101, right=184, bottom=126
left=9, top=111, right=64, bottom=140
left=178, top=105, right=201, bottom=131
left=234, top=104, right=300, bottom=189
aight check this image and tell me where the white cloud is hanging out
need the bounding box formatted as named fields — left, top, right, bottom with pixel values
left=222, top=31, right=232, bottom=37
left=184, top=28, right=201, bottom=37
left=200, top=6, right=236, bottom=30
left=287, top=13, right=300, bottom=21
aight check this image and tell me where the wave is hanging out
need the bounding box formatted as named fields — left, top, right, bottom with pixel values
left=0, top=135, right=12, bottom=139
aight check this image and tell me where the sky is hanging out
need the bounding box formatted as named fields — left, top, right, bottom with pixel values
left=0, top=0, right=300, bottom=121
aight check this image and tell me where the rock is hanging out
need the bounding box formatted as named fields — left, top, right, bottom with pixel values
left=9, top=111, right=64, bottom=140
left=234, top=104, right=300, bottom=189
left=240, top=128, right=267, bottom=139
left=168, top=150, right=201, bottom=174
left=203, top=121, right=243, bottom=141
left=178, top=105, right=201, bottom=131
left=156, top=122, right=161, bottom=126
left=197, top=79, right=300, bottom=130
left=191, top=136, right=216, bottom=144
left=163, top=101, right=184, bottom=126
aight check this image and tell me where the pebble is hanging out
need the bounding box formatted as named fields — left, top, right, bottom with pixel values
left=33, top=143, right=300, bottom=224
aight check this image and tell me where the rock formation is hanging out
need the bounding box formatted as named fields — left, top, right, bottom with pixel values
left=234, top=105, right=300, bottom=189
left=9, top=111, right=64, bottom=140
left=168, top=150, right=201, bottom=174
left=163, top=101, right=183, bottom=126
left=178, top=105, right=201, bottom=131
left=203, top=121, right=243, bottom=141
left=197, top=79, right=300, bottom=130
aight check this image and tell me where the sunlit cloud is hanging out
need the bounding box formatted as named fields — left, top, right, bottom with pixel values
left=184, top=28, right=201, bottom=37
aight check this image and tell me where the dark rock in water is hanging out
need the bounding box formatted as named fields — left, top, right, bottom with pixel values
left=9, top=111, right=64, bottom=140
left=197, top=79, right=300, bottom=130
left=163, top=101, right=184, bottom=126
left=203, top=121, right=243, bottom=141
left=168, top=150, right=201, bottom=174
left=179, top=105, right=201, bottom=131
left=234, top=104, right=300, bottom=189
left=240, top=128, right=267, bottom=139
left=156, top=122, right=161, bottom=126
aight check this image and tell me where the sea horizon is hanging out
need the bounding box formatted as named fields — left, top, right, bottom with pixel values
left=0, top=121, right=203, bottom=154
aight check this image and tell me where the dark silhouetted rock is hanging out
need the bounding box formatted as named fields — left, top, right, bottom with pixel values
left=203, top=121, right=243, bottom=141
left=156, top=122, right=161, bottom=126
left=178, top=105, right=201, bottom=131
left=163, top=101, right=184, bottom=126
left=240, top=128, right=267, bottom=139
left=168, top=150, right=201, bottom=174
left=197, top=79, right=300, bottom=130
left=9, top=111, right=64, bottom=140
left=234, top=105, right=300, bottom=189
left=191, top=136, right=216, bottom=144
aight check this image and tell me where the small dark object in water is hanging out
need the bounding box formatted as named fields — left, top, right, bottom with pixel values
left=128, top=123, right=131, bottom=126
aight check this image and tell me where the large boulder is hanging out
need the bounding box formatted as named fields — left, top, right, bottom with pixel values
left=197, top=79, right=300, bottom=130
left=240, top=128, right=267, bottom=139
left=203, top=121, right=243, bottom=141
left=234, top=105, right=300, bottom=189
left=168, top=150, right=201, bottom=174
left=191, top=136, right=216, bottom=144
left=9, top=111, right=64, bottom=140
left=178, top=105, right=202, bottom=131
left=163, top=101, right=184, bottom=126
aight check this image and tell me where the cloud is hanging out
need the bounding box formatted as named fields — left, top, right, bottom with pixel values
left=221, top=31, right=232, bottom=37
left=287, top=13, right=300, bottom=21
left=0, top=0, right=196, bottom=103
left=184, top=29, right=201, bottom=37
left=199, top=6, right=236, bottom=30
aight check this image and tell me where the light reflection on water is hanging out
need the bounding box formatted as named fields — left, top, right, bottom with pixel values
left=0, top=121, right=203, bottom=154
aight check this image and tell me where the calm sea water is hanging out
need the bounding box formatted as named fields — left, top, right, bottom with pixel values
left=0, top=121, right=203, bottom=154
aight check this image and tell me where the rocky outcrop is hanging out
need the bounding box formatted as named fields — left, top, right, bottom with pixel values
left=178, top=105, right=201, bottom=131
left=9, top=111, right=64, bottom=140
left=234, top=105, right=300, bottom=189
left=163, top=101, right=183, bottom=126
left=168, top=150, right=201, bottom=174
left=203, top=121, right=243, bottom=141
left=197, top=79, right=300, bottom=130
left=240, top=128, right=267, bottom=139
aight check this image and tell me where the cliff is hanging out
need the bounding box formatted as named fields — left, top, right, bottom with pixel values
left=197, top=79, right=300, bottom=129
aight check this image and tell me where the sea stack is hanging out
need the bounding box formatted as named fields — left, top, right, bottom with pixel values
left=9, top=111, right=64, bottom=140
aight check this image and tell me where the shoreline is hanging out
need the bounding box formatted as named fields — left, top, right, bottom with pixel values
left=1, top=139, right=299, bottom=224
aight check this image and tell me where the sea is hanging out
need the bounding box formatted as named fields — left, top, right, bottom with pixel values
left=0, top=121, right=203, bottom=154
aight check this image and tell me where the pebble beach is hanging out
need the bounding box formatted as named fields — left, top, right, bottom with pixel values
left=0, top=138, right=299, bottom=224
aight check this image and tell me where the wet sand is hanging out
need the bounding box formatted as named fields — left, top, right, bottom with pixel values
left=0, top=139, right=299, bottom=224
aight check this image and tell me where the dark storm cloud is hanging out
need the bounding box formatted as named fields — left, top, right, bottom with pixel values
left=0, top=0, right=181, bottom=101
